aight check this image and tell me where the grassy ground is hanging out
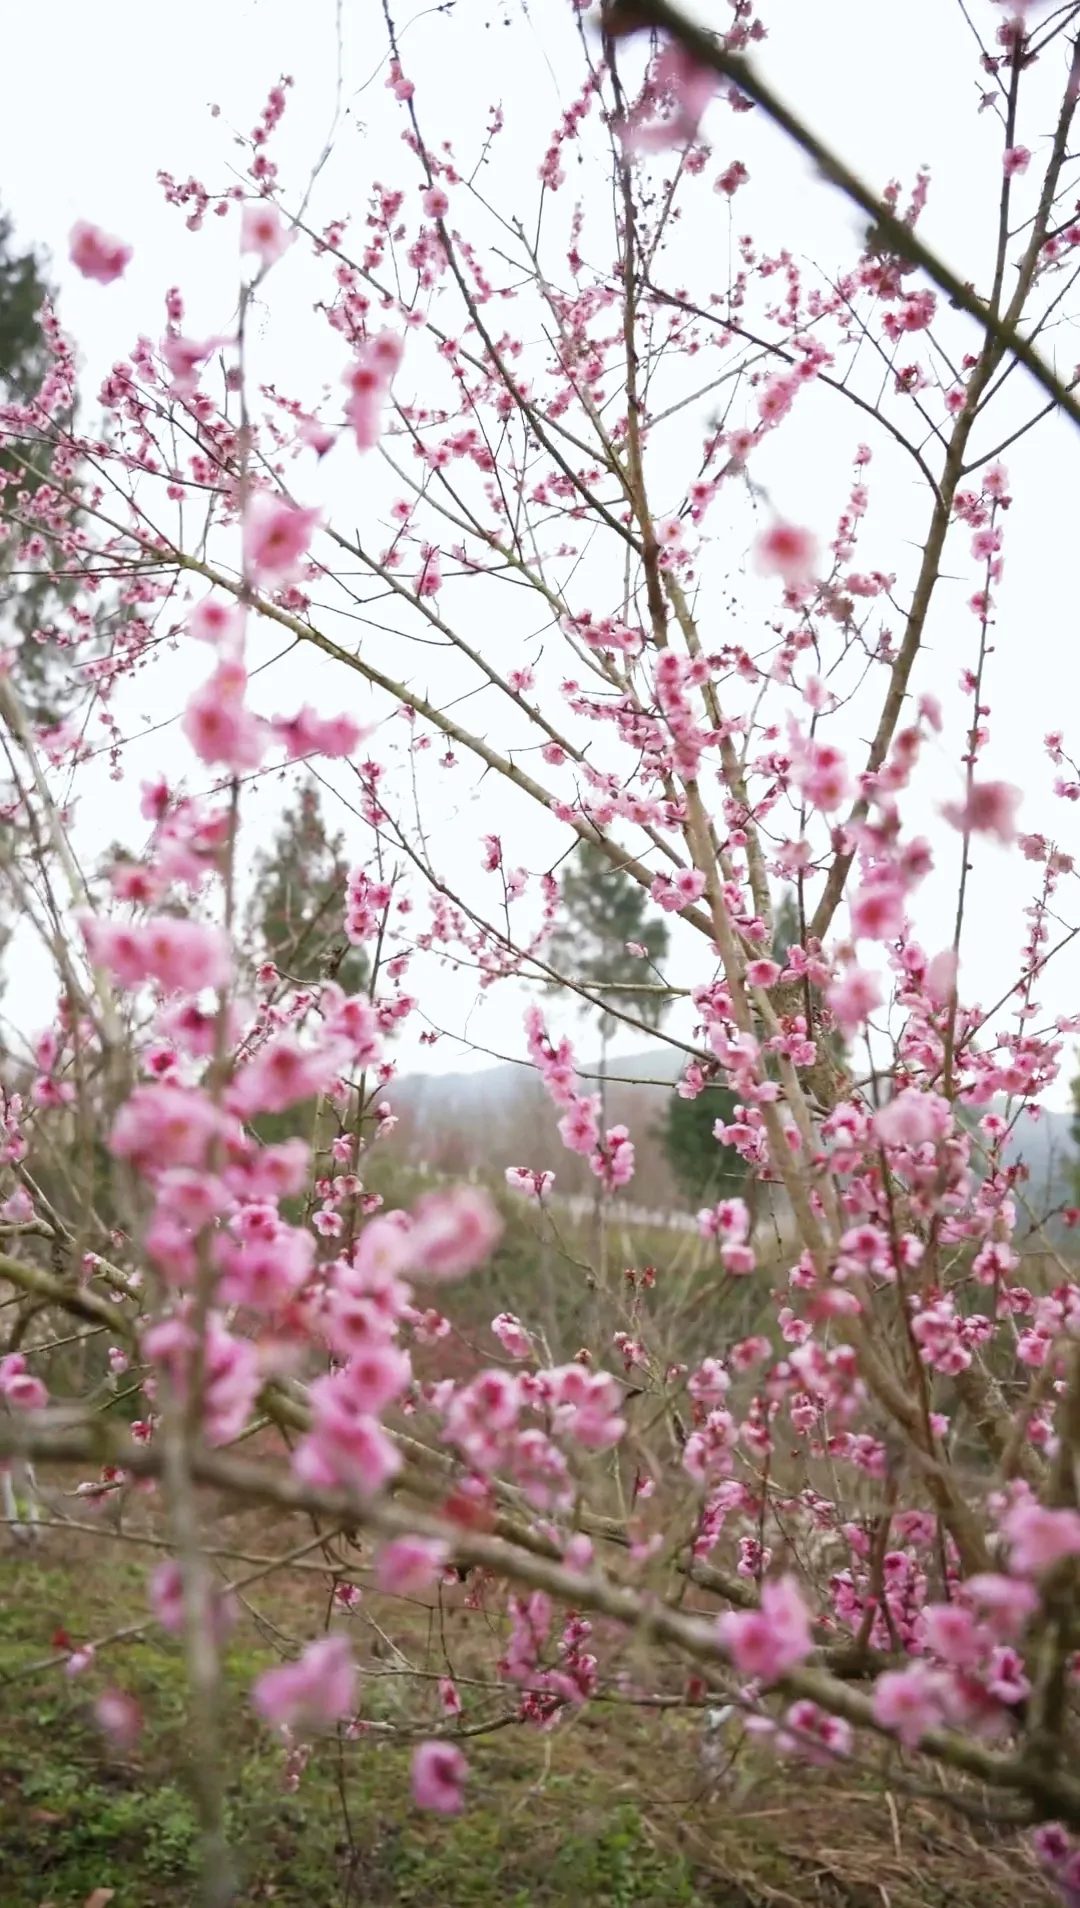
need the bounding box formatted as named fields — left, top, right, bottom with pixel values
left=0, top=1523, right=1058, bottom=1908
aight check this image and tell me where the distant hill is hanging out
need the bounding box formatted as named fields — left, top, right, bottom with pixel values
left=387, top=1047, right=1077, bottom=1225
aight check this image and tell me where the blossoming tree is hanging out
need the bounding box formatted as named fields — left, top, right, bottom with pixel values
left=4, top=0, right=1080, bottom=1901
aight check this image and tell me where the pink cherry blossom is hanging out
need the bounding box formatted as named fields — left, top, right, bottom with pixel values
left=651, top=868, right=706, bottom=913
left=95, top=1687, right=143, bottom=1750
left=874, top=1087, right=950, bottom=1149
left=942, top=780, right=1021, bottom=844
left=849, top=878, right=905, bottom=942
left=412, top=1739, right=468, bottom=1813
left=505, top=1167, right=555, bottom=1199
left=139, top=916, right=233, bottom=995
left=188, top=596, right=245, bottom=650
left=796, top=741, right=851, bottom=811
left=1002, top=145, right=1031, bottom=176
left=69, top=220, right=132, bottom=284
left=1002, top=1499, right=1080, bottom=1574
left=965, top=1572, right=1039, bottom=1639
left=746, top=959, right=781, bottom=988
left=408, top=1186, right=503, bottom=1280
left=241, top=201, right=293, bottom=268
left=778, top=1698, right=853, bottom=1764
left=491, top=1312, right=533, bottom=1359
left=331, top=1342, right=411, bottom=1415
left=110, top=1083, right=225, bottom=1173
left=718, top=1576, right=813, bottom=1683
left=149, top=1559, right=234, bottom=1643
left=925, top=948, right=958, bottom=1004
left=182, top=662, right=267, bottom=773
left=558, top=1095, right=600, bottom=1156
left=754, top=522, right=819, bottom=589
left=0, top=1354, right=47, bottom=1411
left=921, top=1602, right=981, bottom=1667
left=79, top=915, right=151, bottom=989
left=243, top=493, right=321, bottom=586
left=872, top=1663, right=945, bottom=1747
left=376, top=1535, right=448, bottom=1596
left=271, top=706, right=365, bottom=762
left=716, top=161, right=750, bottom=196
left=253, top=1634, right=358, bottom=1733
left=294, top=1379, right=402, bottom=1497
left=229, top=1034, right=350, bottom=1117
left=826, top=965, right=883, bottom=1035
left=161, top=332, right=227, bottom=398
left=300, top=417, right=338, bottom=457
left=344, top=332, right=403, bottom=452
left=414, top=545, right=442, bottom=596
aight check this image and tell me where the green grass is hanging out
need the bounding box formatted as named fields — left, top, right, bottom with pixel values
left=0, top=1543, right=1058, bottom=1907
left=0, top=1550, right=709, bottom=1907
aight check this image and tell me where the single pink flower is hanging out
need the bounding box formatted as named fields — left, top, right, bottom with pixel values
left=1002, top=145, right=1031, bottom=177
left=79, top=913, right=150, bottom=989
left=746, top=958, right=781, bottom=988
left=504, top=1167, right=555, bottom=1199
left=921, top=1602, right=981, bottom=1667
left=161, top=332, right=226, bottom=398
left=797, top=741, right=851, bottom=812
left=333, top=1341, right=412, bottom=1416
left=941, top=779, right=1021, bottom=845
left=491, top=1312, right=533, bottom=1358
left=300, top=417, right=338, bottom=458
left=412, top=1739, right=468, bottom=1813
left=95, top=1688, right=143, bottom=1750
left=182, top=663, right=267, bottom=773
left=849, top=877, right=905, bottom=942
left=376, top=1536, right=448, bottom=1596
left=965, top=1572, right=1039, bottom=1640
left=188, top=596, right=244, bottom=651
left=754, top=521, right=819, bottom=589
left=69, top=220, right=132, bottom=284
left=253, top=1634, right=358, bottom=1733
left=243, top=492, right=321, bottom=586
left=558, top=1095, right=601, bottom=1156
left=826, top=965, right=883, bottom=1035
left=229, top=1033, right=350, bottom=1118
left=408, top=1186, right=503, bottom=1280
left=872, top=1664, right=945, bottom=1747
left=0, top=1363, right=48, bottom=1410
left=1002, top=1500, right=1080, bottom=1575
left=925, top=947, right=958, bottom=1005
left=716, top=161, right=749, bottom=196
left=241, top=201, right=293, bottom=268
left=718, top=1576, right=813, bottom=1684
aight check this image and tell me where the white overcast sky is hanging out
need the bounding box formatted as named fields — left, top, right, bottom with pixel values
left=1, top=0, right=1079, bottom=1103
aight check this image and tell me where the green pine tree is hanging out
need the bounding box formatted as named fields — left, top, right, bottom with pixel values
left=0, top=209, right=85, bottom=723
left=658, top=1081, right=744, bottom=1206
left=242, top=779, right=371, bottom=1169
left=658, top=889, right=842, bottom=1210
left=245, top=778, right=369, bottom=996
left=546, top=839, right=671, bottom=1085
